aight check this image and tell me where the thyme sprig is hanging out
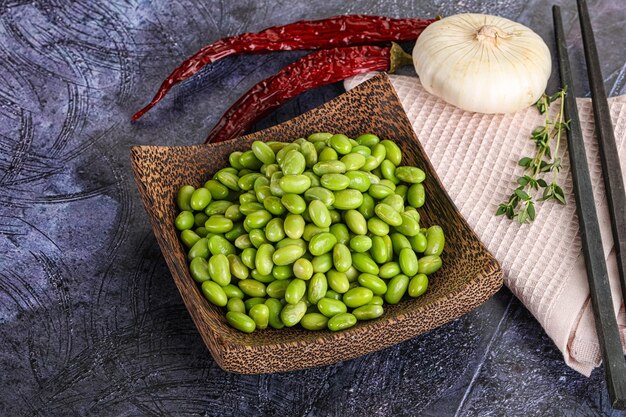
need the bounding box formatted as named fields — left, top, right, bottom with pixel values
left=496, top=88, right=569, bottom=224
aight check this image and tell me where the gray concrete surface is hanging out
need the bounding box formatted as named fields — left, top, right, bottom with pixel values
left=1, top=0, right=625, bottom=415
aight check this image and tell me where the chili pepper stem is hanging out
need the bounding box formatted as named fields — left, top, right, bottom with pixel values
left=389, top=42, right=414, bottom=73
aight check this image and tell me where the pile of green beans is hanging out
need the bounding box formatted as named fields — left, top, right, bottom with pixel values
left=175, top=133, right=444, bottom=333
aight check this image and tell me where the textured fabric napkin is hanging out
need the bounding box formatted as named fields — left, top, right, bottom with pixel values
left=345, top=74, right=626, bottom=376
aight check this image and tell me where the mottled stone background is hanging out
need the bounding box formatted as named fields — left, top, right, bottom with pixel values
left=1, top=0, right=625, bottom=416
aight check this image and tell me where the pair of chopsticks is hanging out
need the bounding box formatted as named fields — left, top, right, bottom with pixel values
left=553, top=0, right=626, bottom=409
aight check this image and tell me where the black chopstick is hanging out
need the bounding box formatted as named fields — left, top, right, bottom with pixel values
left=578, top=0, right=626, bottom=324
left=553, top=5, right=626, bottom=409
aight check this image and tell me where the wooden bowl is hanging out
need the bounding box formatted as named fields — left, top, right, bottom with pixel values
left=130, top=73, right=503, bottom=374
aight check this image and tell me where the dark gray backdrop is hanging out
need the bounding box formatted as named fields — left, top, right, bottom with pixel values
left=1, top=0, right=625, bottom=415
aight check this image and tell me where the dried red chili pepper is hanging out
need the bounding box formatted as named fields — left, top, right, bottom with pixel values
left=205, top=43, right=412, bottom=144
left=132, top=15, right=435, bottom=120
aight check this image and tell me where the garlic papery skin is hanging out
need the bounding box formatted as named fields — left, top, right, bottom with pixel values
left=412, top=13, right=552, bottom=114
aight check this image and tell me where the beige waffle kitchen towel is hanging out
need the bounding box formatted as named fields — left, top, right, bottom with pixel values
left=345, top=73, right=626, bottom=376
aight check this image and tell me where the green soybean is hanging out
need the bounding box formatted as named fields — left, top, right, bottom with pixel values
left=175, top=211, right=195, bottom=231
left=265, top=298, right=284, bottom=329
left=327, top=269, right=350, bottom=294
left=350, top=235, right=372, bottom=253
left=309, top=200, right=331, bottom=228
left=188, top=237, right=209, bottom=260
left=301, top=313, right=329, bottom=330
left=201, top=281, right=228, bottom=307
left=308, top=272, right=328, bottom=304
left=177, top=185, right=195, bottom=211
left=333, top=243, right=352, bottom=273
left=255, top=243, right=275, bottom=275
left=208, top=254, right=231, bottom=286
left=280, top=301, right=307, bottom=327
left=249, top=303, right=270, bottom=329
left=189, top=257, right=211, bottom=283
left=407, top=183, right=426, bottom=208
left=395, top=166, right=426, bottom=183
left=181, top=229, right=201, bottom=248
left=333, top=189, right=363, bottom=210
left=399, top=248, right=419, bottom=276
left=408, top=274, right=429, bottom=297
left=293, top=258, right=313, bottom=280
left=357, top=273, right=387, bottom=296
left=227, top=298, right=246, bottom=313
left=352, top=304, right=384, bottom=320
left=282, top=278, right=306, bottom=305
left=418, top=255, right=443, bottom=275
left=425, top=225, right=445, bottom=256
left=343, top=287, right=374, bottom=308
left=317, top=298, right=348, bottom=317
left=272, top=244, right=306, bottom=266
left=226, top=311, right=256, bottom=333
left=321, top=173, right=350, bottom=191
left=385, top=274, right=409, bottom=304
left=328, top=313, right=357, bottom=331
left=351, top=253, right=379, bottom=275
left=238, top=279, right=267, bottom=298
left=309, top=232, right=337, bottom=256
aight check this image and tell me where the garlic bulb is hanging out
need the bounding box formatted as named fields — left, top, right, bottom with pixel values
left=412, top=13, right=551, bottom=114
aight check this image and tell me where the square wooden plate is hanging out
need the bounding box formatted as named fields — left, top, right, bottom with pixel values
left=130, top=73, right=503, bottom=374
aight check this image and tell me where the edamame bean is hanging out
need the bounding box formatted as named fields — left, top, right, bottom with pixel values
left=379, top=262, right=401, bottom=279
left=312, top=253, right=333, bottom=273
left=367, top=217, right=390, bottom=236
left=407, top=183, right=426, bottom=208
left=175, top=211, right=195, bottom=231
left=208, top=254, right=231, bottom=286
left=395, top=166, right=426, bottom=183
left=308, top=272, right=328, bottom=304
left=283, top=214, right=305, bottom=239
left=358, top=194, right=375, bottom=219
left=313, top=160, right=346, bottom=175
left=333, top=243, right=351, bottom=273
left=279, top=174, right=311, bottom=194
left=357, top=274, right=387, bottom=295
left=369, top=295, right=384, bottom=306
left=309, top=232, right=337, bottom=256
left=227, top=298, right=246, bottom=313
left=201, top=281, right=228, bottom=307
left=352, top=304, right=384, bottom=320
left=281, top=193, right=307, bottom=214
left=272, top=244, right=306, bottom=266
left=381, top=139, right=402, bottom=166
left=263, top=196, right=286, bottom=216
left=223, top=284, right=244, bottom=299
left=188, top=238, right=209, bottom=260
left=251, top=141, right=275, bottom=165
left=309, top=200, right=331, bottom=228
left=308, top=132, right=333, bottom=142
left=356, top=133, right=380, bottom=147
left=293, top=258, right=313, bottom=280
left=345, top=171, right=371, bottom=192
left=245, top=210, right=272, bottom=229
left=226, top=311, right=256, bottom=333
left=238, top=279, right=267, bottom=298
left=408, top=274, right=429, bottom=297
left=351, top=253, right=379, bottom=275
left=343, top=287, right=373, bottom=308
left=265, top=218, right=285, bottom=242
left=329, top=134, right=352, bottom=155
left=272, top=265, right=293, bottom=280
left=249, top=303, right=269, bottom=329
left=190, top=187, right=212, bottom=211
left=332, top=189, right=363, bottom=210
left=328, top=313, right=357, bottom=331
left=181, top=229, right=201, bottom=248
left=320, top=173, right=350, bottom=191
left=345, top=210, right=367, bottom=235
left=255, top=243, right=275, bottom=276
left=281, top=150, right=306, bottom=175
left=425, top=225, right=445, bottom=256
left=370, top=236, right=388, bottom=264
left=285, top=279, right=306, bottom=304
left=327, top=269, right=350, bottom=294
left=205, top=215, right=233, bottom=233
left=189, top=257, right=211, bottom=283
left=395, top=213, right=420, bottom=236
left=399, top=248, right=419, bottom=276
left=265, top=298, right=284, bottom=329
left=350, top=235, right=372, bottom=253
left=385, top=274, right=409, bottom=304
left=375, top=203, right=402, bottom=226
left=341, top=153, right=366, bottom=171
left=177, top=185, right=195, bottom=211
left=418, top=255, right=442, bottom=275
left=301, top=313, right=329, bottom=330
left=228, top=254, right=249, bottom=280
left=280, top=301, right=307, bottom=327
left=317, top=298, right=347, bottom=317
